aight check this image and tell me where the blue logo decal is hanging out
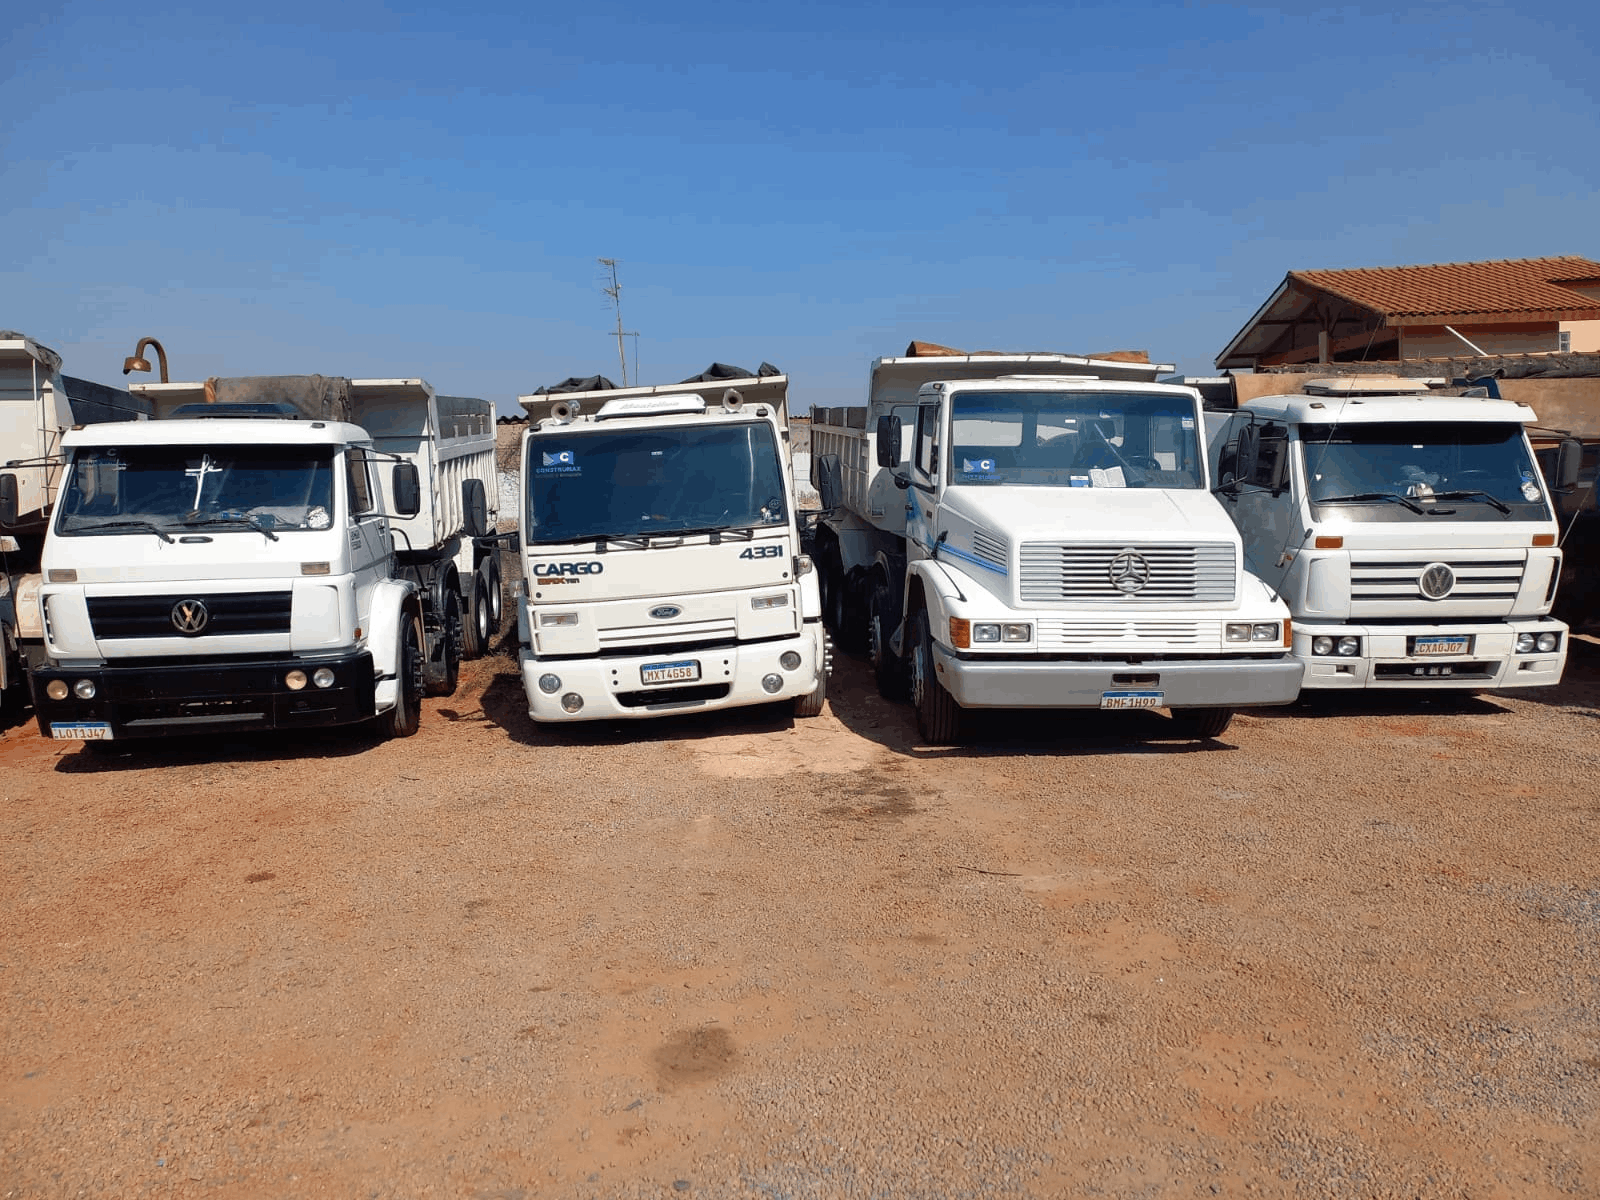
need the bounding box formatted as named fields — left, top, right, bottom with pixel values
left=542, top=450, right=575, bottom=467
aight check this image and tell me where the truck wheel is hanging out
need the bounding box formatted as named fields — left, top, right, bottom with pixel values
left=793, top=672, right=826, bottom=718
left=484, top=557, right=504, bottom=626
left=823, top=552, right=848, bottom=640
left=869, top=583, right=907, bottom=700
left=1175, top=707, right=1233, bottom=739
left=910, top=609, right=965, bottom=745
left=380, top=614, right=424, bottom=739
left=461, top=574, right=491, bottom=659
left=424, top=591, right=462, bottom=697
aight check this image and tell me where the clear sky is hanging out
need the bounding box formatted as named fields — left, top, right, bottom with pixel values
left=4, top=0, right=1596, bottom=414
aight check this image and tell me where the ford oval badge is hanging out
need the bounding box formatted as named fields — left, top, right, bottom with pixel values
left=649, top=605, right=682, bottom=620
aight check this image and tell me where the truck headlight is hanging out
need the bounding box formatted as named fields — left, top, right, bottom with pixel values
left=1338, top=636, right=1361, bottom=656
left=1226, top=623, right=1252, bottom=642
left=46, top=680, right=69, bottom=701
left=313, top=668, right=336, bottom=689
left=1002, top=623, right=1031, bottom=642
left=779, top=651, right=802, bottom=670
left=539, top=673, right=562, bottom=694
left=972, top=623, right=1001, bottom=643
left=560, top=692, right=584, bottom=712
left=1516, top=633, right=1535, bottom=653
left=1536, top=632, right=1559, bottom=653
left=1312, top=636, right=1334, bottom=656
left=74, top=678, right=97, bottom=700
left=1251, top=623, right=1280, bottom=642
left=285, top=669, right=308, bottom=691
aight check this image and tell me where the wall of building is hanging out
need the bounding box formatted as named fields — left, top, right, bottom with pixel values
left=1399, top=324, right=1560, bottom=359
left=1558, top=319, right=1600, bottom=353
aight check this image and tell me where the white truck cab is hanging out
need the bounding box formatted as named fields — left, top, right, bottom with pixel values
left=516, top=375, right=827, bottom=722
left=1209, top=377, right=1577, bottom=689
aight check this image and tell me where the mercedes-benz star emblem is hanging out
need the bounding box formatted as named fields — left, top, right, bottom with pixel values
left=171, top=598, right=210, bottom=635
left=1419, top=563, right=1455, bottom=600
left=1108, top=549, right=1150, bottom=594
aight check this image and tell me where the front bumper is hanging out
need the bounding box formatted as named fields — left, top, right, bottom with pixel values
left=521, top=628, right=824, bottom=722
left=1294, top=618, right=1568, bottom=690
left=930, top=647, right=1304, bottom=709
left=31, top=651, right=376, bottom=739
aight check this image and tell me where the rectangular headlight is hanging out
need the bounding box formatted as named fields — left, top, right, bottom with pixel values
left=972, top=623, right=1001, bottom=642
left=1002, top=623, right=1031, bottom=642
left=751, top=593, right=789, bottom=610
left=1251, top=622, right=1280, bottom=642
left=539, top=612, right=579, bottom=627
left=1225, top=623, right=1252, bottom=642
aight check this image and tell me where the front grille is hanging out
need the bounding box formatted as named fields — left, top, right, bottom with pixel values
left=614, top=683, right=732, bottom=708
left=1037, top=618, right=1211, bottom=650
left=596, top=617, right=738, bottom=651
left=1350, top=558, right=1524, bottom=602
left=87, top=591, right=293, bottom=639
left=1019, top=543, right=1236, bottom=603
left=1374, top=661, right=1495, bottom=680
left=971, top=528, right=1008, bottom=569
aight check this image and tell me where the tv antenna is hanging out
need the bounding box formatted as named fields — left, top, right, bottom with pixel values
left=598, top=258, right=638, bottom=386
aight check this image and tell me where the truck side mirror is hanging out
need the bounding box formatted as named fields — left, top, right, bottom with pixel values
left=391, top=462, right=421, bottom=518
left=462, top=478, right=490, bottom=537
left=1267, top=440, right=1290, bottom=495
left=814, top=453, right=843, bottom=511
left=1555, top=437, right=1583, bottom=490
left=1234, top=426, right=1260, bottom=486
left=0, top=473, right=16, bottom=528
left=875, top=415, right=902, bottom=468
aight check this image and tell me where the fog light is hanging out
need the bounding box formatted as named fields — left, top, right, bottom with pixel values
left=779, top=651, right=802, bottom=670
left=46, top=679, right=69, bottom=701
left=74, top=678, right=96, bottom=700
left=1002, top=623, right=1031, bottom=642
left=1515, top=633, right=1535, bottom=653
left=1338, top=636, right=1361, bottom=656
left=1536, top=632, right=1558, bottom=653
left=1312, top=636, right=1334, bottom=656
left=1251, top=622, right=1279, bottom=642
left=761, top=673, right=784, bottom=694
left=285, top=669, right=308, bottom=691
left=1226, top=623, right=1252, bottom=642
left=539, top=673, right=562, bottom=694
left=972, top=623, right=1000, bottom=643
left=313, top=667, right=335, bottom=689
left=560, top=692, right=584, bottom=713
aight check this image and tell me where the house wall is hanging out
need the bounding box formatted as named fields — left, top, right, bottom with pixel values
left=1496, top=377, right=1600, bottom=439
left=1558, top=319, right=1600, bottom=353
left=1400, top=323, right=1560, bottom=359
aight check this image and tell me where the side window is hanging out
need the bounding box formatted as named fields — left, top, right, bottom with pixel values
left=916, top=405, right=939, bottom=476
left=1249, top=421, right=1289, bottom=489
left=346, top=449, right=376, bottom=518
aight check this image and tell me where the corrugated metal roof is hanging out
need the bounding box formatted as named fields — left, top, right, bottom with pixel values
left=1291, top=256, right=1600, bottom=320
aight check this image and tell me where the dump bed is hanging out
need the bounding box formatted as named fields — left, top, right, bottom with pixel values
left=130, top=376, right=497, bottom=552
left=519, top=374, right=790, bottom=453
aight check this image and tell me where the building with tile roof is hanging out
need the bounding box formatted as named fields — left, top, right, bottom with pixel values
left=1216, top=256, right=1600, bottom=370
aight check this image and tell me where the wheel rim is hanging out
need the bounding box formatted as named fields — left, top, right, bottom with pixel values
left=475, top=584, right=491, bottom=645
left=909, top=620, right=928, bottom=708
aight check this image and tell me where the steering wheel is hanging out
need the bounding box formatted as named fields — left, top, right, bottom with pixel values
left=1086, top=423, right=1143, bottom=473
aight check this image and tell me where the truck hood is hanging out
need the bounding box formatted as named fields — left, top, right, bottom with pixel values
left=943, top=486, right=1241, bottom=545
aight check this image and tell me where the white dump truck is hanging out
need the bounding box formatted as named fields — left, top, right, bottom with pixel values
left=810, top=348, right=1301, bottom=743
left=5, top=373, right=505, bottom=741
left=514, top=370, right=828, bottom=722
left=1207, top=376, right=1578, bottom=690
left=1, top=331, right=151, bottom=717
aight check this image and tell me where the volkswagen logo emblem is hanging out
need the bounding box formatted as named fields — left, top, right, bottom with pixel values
left=1108, top=549, right=1150, bottom=594
left=1419, top=563, right=1455, bottom=600
left=170, top=598, right=210, bottom=635
left=649, top=605, right=682, bottom=620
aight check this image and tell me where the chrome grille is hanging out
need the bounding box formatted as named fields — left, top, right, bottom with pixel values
left=1019, top=543, right=1236, bottom=603
left=1037, top=619, right=1211, bottom=650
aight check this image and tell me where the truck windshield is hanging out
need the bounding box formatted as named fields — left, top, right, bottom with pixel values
left=1300, top=422, right=1549, bottom=521
left=54, top=446, right=337, bottom=536
left=527, top=421, right=788, bottom=544
left=949, top=391, right=1202, bottom=488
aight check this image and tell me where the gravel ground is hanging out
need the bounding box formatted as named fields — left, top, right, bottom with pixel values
left=2, top=630, right=1597, bottom=1199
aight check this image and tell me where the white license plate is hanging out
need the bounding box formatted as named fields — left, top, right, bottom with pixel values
left=640, top=659, right=701, bottom=686
left=1413, top=637, right=1470, bottom=656
left=1101, top=690, right=1163, bottom=710
left=51, top=722, right=113, bottom=740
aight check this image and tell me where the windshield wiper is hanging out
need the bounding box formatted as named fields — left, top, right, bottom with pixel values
left=182, top=512, right=280, bottom=541
left=75, top=519, right=175, bottom=543
left=1431, top=489, right=1513, bottom=514
left=1315, top=492, right=1427, bottom=514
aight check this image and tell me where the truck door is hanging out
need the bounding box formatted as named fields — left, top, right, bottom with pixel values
left=1230, top=417, right=1297, bottom=587
left=906, top=402, right=941, bottom=560
left=345, top=449, right=387, bottom=633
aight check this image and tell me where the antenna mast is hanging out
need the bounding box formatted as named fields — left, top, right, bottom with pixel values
left=598, top=258, right=635, bottom=386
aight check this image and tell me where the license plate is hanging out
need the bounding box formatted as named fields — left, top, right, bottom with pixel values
left=1101, top=690, right=1163, bottom=710
left=51, top=722, right=113, bottom=740
left=1413, top=636, right=1470, bottom=656
left=640, top=659, right=701, bottom=686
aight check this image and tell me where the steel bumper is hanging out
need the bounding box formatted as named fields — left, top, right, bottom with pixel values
left=930, top=647, right=1305, bottom=709
left=1295, top=618, right=1568, bottom=690
left=31, top=652, right=376, bottom=739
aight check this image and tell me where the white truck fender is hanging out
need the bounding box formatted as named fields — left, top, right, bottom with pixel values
left=368, top=578, right=420, bottom=711
left=902, top=559, right=969, bottom=649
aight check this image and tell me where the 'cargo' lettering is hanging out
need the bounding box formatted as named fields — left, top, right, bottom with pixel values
left=533, top=561, right=605, bottom=577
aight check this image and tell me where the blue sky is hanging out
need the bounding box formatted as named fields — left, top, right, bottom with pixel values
left=4, top=0, right=1596, bottom=414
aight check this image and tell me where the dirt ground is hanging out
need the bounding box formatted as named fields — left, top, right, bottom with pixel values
left=3, top=632, right=1598, bottom=1199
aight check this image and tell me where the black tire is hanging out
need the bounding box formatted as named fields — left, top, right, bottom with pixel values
left=869, top=581, right=906, bottom=700
left=909, top=608, right=965, bottom=745
left=461, top=574, right=491, bottom=659
left=484, top=557, right=504, bottom=626
left=1175, top=707, right=1233, bottom=739
left=424, top=590, right=462, bottom=697
left=793, top=672, right=826, bottom=718
left=380, top=613, right=423, bottom=739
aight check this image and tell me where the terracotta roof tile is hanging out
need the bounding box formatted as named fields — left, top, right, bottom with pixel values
left=1291, top=256, right=1600, bottom=320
